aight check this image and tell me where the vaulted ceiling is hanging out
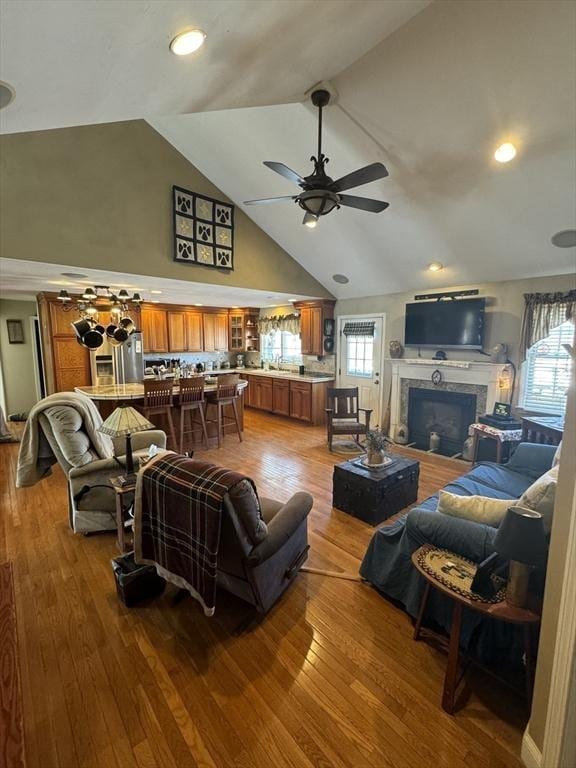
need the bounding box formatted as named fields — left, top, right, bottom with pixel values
left=1, top=0, right=575, bottom=300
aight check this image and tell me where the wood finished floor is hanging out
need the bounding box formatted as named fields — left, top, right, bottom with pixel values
left=1, top=410, right=527, bottom=768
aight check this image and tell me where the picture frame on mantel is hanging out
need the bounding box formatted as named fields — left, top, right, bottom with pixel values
left=6, top=319, right=24, bottom=344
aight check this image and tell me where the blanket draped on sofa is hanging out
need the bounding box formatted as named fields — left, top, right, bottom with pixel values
left=134, top=454, right=256, bottom=616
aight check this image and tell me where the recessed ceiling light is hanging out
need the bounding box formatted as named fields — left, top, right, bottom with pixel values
left=0, top=81, right=16, bottom=110
left=61, top=272, right=88, bottom=279
left=170, top=29, right=206, bottom=56
left=150, top=290, right=162, bottom=294
left=494, top=143, right=517, bottom=163
left=428, top=261, right=444, bottom=272
left=194, top=303, right=203, bottom=306
left=551, top=229, right=576, bottom=248
left=332, top=274, right=349, bottom=284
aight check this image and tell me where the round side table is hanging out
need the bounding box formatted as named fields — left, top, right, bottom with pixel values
left=411, top=545, right=541, bottom=714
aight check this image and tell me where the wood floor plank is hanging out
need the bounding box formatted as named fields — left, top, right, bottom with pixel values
left=1, top=411, right=527, bottom=768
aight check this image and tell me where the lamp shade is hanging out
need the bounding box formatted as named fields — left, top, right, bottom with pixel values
left=98, top=405, right=154, bottom=437
left=494, top=506, right=548, bottom=568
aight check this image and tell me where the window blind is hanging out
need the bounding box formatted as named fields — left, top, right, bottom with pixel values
left=523, top=321, right=574, bottom=414
left=342, top=321, right=375, bottom=337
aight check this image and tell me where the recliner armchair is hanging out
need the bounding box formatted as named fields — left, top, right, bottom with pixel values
left=17, top=393, right=166, bottom=534
left=218, top=484, right=313, bottom=613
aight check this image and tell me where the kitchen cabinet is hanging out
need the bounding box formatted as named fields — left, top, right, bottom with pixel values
left=290, top=381, right=312, bottom=422
left=53, top=337, right=91, bottom=392
left=184, top=312, right=203, bottom=352
left=203, top=313, right=229, bottom=352
left=272, top=379, right=290, bottom=416
left=295, top=300, right=334, bottom=356
left=141, top=307, right=169, bottom=353
left=37, top=294, right=91, bottom=394
left=229, top=312, right=244, bottom=351
left=244, top=313, right=260, bottom=352
left=167, top=311, right=186, bottom=352
left=243, top=373, right=330, bottom=425
left=254, top=377, right=273, bottom=411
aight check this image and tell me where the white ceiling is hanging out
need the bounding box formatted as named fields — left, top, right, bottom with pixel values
left=1, top=0, right=574, bottom=301
left=0, top=258, right=315, bottom=307
left=0, top=0, right=429, bottom=134
left=150, top=0, right=576, bottom=299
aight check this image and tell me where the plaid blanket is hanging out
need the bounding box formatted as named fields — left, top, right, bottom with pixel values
left=134, top=453, right=251, bottom=616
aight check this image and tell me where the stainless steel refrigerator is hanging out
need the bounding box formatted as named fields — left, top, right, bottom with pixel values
left=91, top=333, right=145, bottom=385
left=114, top=332, right=144, bottom=384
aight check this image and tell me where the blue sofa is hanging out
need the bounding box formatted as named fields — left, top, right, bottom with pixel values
left=360, top=443, right=555, bottom=662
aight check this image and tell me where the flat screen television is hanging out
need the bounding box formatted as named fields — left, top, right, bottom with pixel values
left=404, top=298, right=486, bottom=350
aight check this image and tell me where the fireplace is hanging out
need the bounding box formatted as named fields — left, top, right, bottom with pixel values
left=407, top=388, right=477, bottom=457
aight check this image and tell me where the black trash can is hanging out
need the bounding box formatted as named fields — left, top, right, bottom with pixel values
left=112, top=552, right=165, bottom=607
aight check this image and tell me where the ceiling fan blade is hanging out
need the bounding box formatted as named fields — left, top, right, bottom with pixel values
left=243, top=195, right=297, bottom=205
left=338, top=194, right=389, bottom=213
left=263, top=161, right=305, bottom=186
left=331, top=162, right=389, bottom=193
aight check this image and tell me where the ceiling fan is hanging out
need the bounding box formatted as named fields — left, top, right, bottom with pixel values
left=244, top=89, right=389, bottom=228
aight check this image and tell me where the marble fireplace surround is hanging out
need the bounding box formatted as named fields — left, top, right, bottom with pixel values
left=389, top=359, right=512, bottom=442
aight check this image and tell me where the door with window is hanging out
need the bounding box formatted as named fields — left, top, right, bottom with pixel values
left=337, top=316, right=385, bottom=425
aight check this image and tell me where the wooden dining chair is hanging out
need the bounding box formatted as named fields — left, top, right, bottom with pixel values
left=178, top=376, right=209, bottom=452
left=205, top=374, right=242, bottom=448
left=325, top=387, right=372, bottom=451
left=142, top=379, right=177, bottom=449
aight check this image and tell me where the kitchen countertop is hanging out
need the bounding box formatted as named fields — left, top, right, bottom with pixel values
left=204, top=368, right=335, bottom=384
left=76, top=380, right=248, bottom=401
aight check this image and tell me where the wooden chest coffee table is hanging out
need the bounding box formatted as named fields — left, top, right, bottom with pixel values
left=332, top=456, right=420, bottom=525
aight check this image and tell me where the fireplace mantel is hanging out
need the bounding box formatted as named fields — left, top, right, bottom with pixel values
left=389, top=359, right=512, bottom=440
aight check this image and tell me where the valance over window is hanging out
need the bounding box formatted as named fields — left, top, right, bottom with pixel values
left=257, top=313, right=300, bottom=336
left=342, top=321, right=375, bottom=337
left=520, top=290, right=576, bottom=361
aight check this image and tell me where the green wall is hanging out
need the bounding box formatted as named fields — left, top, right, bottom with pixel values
left=0, top=120, right=332, bottom=299
left=0, top=299, right=38, bottom=416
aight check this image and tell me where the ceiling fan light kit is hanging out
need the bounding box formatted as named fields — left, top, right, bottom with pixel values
left=244, top=89, right=389, bottom=227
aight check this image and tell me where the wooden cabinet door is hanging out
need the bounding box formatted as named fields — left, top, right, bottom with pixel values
left=167, top=311, right=186, bottom=352
left=242, top=375, right=254, bottom=407
left=299, top=307, right=311, bottom=355
left=53, top=337, right=91, bottom=392
left=259, top=378, right=273, bottom=411
left=154, top=309, right=169, bottom=352
left=184, top=312, right=203, bottom=351
left=229, top=313, right=244, bottom=351
left=310, top=307, right=323, bottom=355
left=215, top=313, right=229, bottom=351
left=272, top=380, right=290, bottom=416
left=141, top=308, right=168, bottom=353
left=140, top=308, right=155, bottom=353
left=203, top=314, right=216, bottom=352
left=49, top=302, right=76, bottom=336
left=290, top=382, right=312, bottom=421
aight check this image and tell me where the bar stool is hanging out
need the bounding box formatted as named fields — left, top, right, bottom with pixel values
left=142, top=379, right=177, bottom=449
left=178, top=376, right=209, bottom=452
left=205, top=374, right=243, bottom=448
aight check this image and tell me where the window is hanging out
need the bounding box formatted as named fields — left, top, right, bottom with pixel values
left=522, top=320, right=574, bottom=414
left=346, top=335, right=374, bottom=378
left=260, top=330, right=302, bottom=363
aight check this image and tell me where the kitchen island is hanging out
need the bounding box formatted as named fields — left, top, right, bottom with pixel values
left=76, top=380, right=249, bottom=444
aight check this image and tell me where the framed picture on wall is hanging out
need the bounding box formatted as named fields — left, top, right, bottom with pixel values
left=6, top=319, right=24, bottom=344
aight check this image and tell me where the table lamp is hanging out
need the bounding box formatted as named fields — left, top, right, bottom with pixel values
left=99, top=405, right=154, bottom=480
left=494, top=506, right=548, bottom=608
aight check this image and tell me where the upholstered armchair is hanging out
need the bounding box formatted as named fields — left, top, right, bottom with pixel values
left=325, top=387, right=372, bottom=451
left=17, top=392, right=166, bottom=534
left=218, top=483, right=313, bottom=613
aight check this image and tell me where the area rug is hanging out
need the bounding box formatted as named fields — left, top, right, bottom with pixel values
left=331, top=440, right=365, bottom=456
left=0, top=562, right=25, bottom=768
